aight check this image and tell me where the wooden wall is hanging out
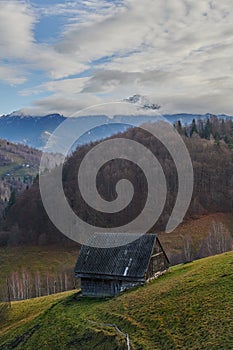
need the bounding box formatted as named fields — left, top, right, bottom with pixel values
left=81, top=278, right=143, bottom=297
left=80, top=239, right=169, bottom=297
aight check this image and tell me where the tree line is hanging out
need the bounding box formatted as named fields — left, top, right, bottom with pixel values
left=0, top=117, right=232, bottom=258
left=175, top=115, right=233, bottom=148
left=171, top=221, right=233, bottom=265
left=0, top=268, right=78, bottom=302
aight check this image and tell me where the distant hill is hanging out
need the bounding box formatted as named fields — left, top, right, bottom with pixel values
left=0, top=113, right=154, bottom=149
left=0, top=114, right=65, bottom=149
left=0, top=139, right=42, bottom=218
left=0, top=111, right=232, bottom=149
left=1, top=122, right=233, bottom=259
left=0, top=251, right=232, bottom=349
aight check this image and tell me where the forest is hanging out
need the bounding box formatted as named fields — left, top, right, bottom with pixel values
left=0, top=116, right=233, bottom=302
left=1, top=115, right=233, bottom=246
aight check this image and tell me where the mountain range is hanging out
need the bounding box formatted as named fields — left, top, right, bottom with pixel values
left=0, top=111, right=232, bottom=149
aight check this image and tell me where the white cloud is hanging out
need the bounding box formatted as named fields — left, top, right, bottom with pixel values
left=55, top=1, right=147, bottom=60
left=0, top=1, right=89, bottom=82
left=50, top=0, right=233, bottom=114
left=37, top=0, right=120, bottom=18
left=32, top=93, right=102, bottom=116
left=0, top=1, right=34, bottom=85
left=159, top=92, right=233, bottom=115
left=20, top=77, right=89, bottom=96
left=1, top=0, right=233, bottom=115
left=0, top=1, right=35, bottom=59
left=0, top=65, right=27, bottom=85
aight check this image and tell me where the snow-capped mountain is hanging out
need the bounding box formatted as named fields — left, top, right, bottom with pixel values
left=0, top=109, right=232, bottom=150
left=124, top=94, right=161, bottom=110
left=0, top=112, right=160, bottom=149
left=0, top=113, right=65, bottom=149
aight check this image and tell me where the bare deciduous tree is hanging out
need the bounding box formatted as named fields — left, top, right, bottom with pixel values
left=1, top=268, right=76, bottom=301
left=181, top=235, right=194, bottom=262
left=198, top=221, right=233, bottom=258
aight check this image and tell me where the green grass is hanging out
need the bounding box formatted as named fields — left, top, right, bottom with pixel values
left=0, top=139, right=41, bottom=181
left=0, top=291, right=75, bottom=338
left=0, top=164, right=20, bottom=177
left=0, top=251, right=232, bottom=349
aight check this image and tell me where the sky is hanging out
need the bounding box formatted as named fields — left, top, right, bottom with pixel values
left=0, top=0, right=232, bottom=116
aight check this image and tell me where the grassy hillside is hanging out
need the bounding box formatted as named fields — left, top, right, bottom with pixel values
left=0, top=212, right=232, bottom=297
left=159, top=212, right=233, bottom=263
left=0, top=251, right=232, bottom=350
left=0, top=245, right=79, bottom=301
left=0, top=139, right=41, bottom=176
left=0, top=245, right=78, bottom=287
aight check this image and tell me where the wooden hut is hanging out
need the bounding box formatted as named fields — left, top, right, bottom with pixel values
left=74, top=233, right=169, bottom=297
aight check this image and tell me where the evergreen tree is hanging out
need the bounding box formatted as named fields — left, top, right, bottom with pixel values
left=177, top=120, right=183, bottom=134
left=214, top=131, right=220, bottom=146
left=204, top=118, right=211, bottom=139
left=190, top=119, right=198, bottom=137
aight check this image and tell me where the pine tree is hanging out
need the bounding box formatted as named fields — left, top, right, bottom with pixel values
left=204, top=118, right=211, bottom=139
left=190, top=119, right=198, bottom=137
left=177, top=120, right=183, bottom=134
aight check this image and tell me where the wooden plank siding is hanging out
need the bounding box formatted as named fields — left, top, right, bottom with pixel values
left=75, top=233, right=170, bottom=297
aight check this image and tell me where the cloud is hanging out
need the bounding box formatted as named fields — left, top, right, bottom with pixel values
left=0, top=1, right=88, bottom=82
left=37, top=0, right=121, bottom=19
left=31, top=93, right=102, bottom=116
left=160, top=92, right=233, bottom=115
left=81, top=70, right=176, bottom=93
left=0, top=1, right=35, bottom=59
left=54, top=1, right=147, bottom=60
left=20, top=77, right=89, bottom=96
left=1, top=0, right=233, bottom=115
left=0, top=65, right=27, bottom=85
left=0, top=1, right=34, bottom=85
left=46, top=0, right=233, bottom=114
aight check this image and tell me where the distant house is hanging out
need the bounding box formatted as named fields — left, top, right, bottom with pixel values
left=74, top=233, right=170, bottom=298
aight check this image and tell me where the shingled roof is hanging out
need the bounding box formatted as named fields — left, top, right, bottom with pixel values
left=74, top=233, right=157, bottom=279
